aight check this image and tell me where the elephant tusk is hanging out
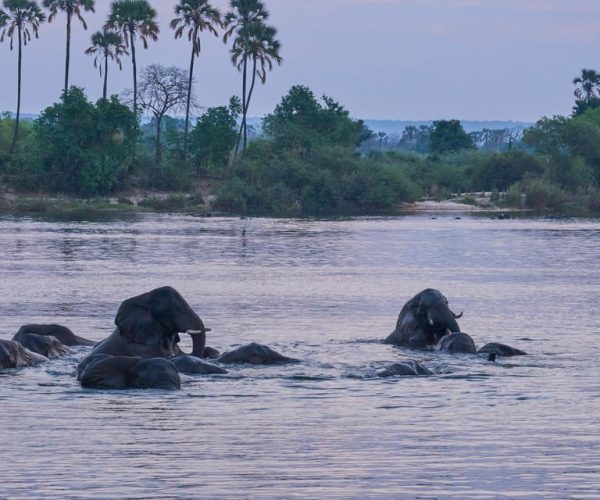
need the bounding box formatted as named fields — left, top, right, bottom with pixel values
left=428, top=317, right=434, bottom=326
left=186, top=329, right=211, bottom=335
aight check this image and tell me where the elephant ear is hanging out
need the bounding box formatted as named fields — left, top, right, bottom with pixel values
left=115, top=293, right=163, bottom=346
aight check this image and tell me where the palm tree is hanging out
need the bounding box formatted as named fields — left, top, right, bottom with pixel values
left=105, top=0, right=159, bottom=114
left=223, top=0, right=268, bottom=155
left=230, top=19, right=281, bottom=153
left=0, top=0, right=45, bottom=154
left=85, top=30, right=128, bottom=99
left=573, top=69, right=600, bottom=103
left=43, top=0, right=94, bottom=96
left=170, top=0, right=221, bottom=158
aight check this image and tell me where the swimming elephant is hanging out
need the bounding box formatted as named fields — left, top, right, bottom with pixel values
left=90, top=286, right=214, bottom=360
left=217, top=343, right=299, bottom=365
left=378, top=360, right=432, bottom=377
left=384, top=289, right=463, bottom=349
left=12, top=331, right=74, bottom=359
left=477, top=343, right=527, bottom=357
left=78, top=354, right=181, bottom=390
left=0, top=339, right=48, bottom=369
left=15, top=324, right=95, bottom=346
left=435, top=332, right=477, bottom=354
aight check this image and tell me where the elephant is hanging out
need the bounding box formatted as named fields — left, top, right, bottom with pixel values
left=78, top=354, right=180, bottom=390
left=384, top=289, right=463, bottom=349
left=477, top=343, right=527, bottom=357
left=217, top=343, right=299, bottom=365
left=378, top=360, right=432, bottom=377
left=15, top=324, right=95, bottom=346
left=0, top=339, right=48, bottom=369
left=90, top=286, right=214, bottom=360
left=435, top=332, right=477, bottom=354
left=12, top=331, right=73, bottom=359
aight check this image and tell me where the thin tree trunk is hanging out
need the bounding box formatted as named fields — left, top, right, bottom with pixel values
left=10, top=25, right=23, bottom=155
left=103, top=53, right=108, bottom=100
left=155, top=115, right=162, bottom=166
left=184, top=29, right=197, bottom=162
left=130, top=28, right=137, bottom=114
left=234, top=55, right=248, bottom=158
left=64, top=10, right=72, bottom=96
left=243, top=57, right=258, bottom=150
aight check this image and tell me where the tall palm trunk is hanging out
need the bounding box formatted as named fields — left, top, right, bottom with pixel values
left=10, top=25, right=23, bottom=155
left=234, top=55, right=248, bottom=158
left=103, top=52, right=109, bottom=100
left=64, top=9, right=72, bottom=96
left=184, top=27, right=197, bottom=162
left=129, top=27, right=137, bottom=114
left=243, top=57, right=258, bottom=150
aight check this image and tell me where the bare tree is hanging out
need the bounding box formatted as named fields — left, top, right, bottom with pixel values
left=127, top=64, right=192, bottom=165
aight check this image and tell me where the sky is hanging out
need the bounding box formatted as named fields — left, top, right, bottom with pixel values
left=1, top=0, right=600, bottom=121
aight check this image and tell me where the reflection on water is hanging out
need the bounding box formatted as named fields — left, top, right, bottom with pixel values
left=0, top=213, right=599, bottom=497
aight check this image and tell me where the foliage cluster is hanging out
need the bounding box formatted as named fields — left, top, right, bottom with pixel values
left=214, top=86, right=420, bottom=215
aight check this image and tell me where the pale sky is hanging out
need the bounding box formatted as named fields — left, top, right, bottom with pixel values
left=1, top=0, right=599, bottom=121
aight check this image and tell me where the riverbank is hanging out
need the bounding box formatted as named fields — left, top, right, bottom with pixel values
left=0, top=190, right=595, bottom=217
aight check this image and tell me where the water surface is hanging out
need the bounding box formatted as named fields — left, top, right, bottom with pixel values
left=0, top=214, right=598, bottom=498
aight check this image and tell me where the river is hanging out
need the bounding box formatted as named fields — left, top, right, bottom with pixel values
left=0, top=213, right=598, bottom=498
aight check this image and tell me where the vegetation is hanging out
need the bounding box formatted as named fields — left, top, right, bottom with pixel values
left=0, top=0, right=45, bottom=154
left=85, top=30, right=128, bottom=99
left=0, top=0, right=599, bottom=216
left=224, top=0, right=281, bottom=155
left=170, top=0, right=222, bottom=158
left=131, top=64, right=191, bottom=165
left=8, top=88, right=138, bottom=195
left=105, top=0, right=159, bottom=114
left=43, top=0, right=95, bottom=94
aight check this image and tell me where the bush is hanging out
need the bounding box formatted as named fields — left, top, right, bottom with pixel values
left=523, top=178, right=567, bottom=210
left=504, top=183, right=523, bottom=208
left=23, top=88, right=138, bottom=195
left=471, top=150, right=543, bottom=191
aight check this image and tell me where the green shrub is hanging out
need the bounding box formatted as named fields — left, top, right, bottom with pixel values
left=504, top=183, right=523, bottom=208
left=523, top=178, right=567, bottom=210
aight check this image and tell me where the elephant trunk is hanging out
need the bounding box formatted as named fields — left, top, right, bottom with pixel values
left=184, top=328, right=210, bottom=358
left=451, top=309, right=463, bottom=319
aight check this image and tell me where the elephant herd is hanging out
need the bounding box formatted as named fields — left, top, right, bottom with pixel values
left=0, top=286, right=526, bottom=390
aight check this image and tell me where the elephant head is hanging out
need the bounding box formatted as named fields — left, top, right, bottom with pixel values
left=90, top=286, right=211, bottom=359
left=0, top=339, right=48, bottom=369
left=114, top=286, right=209, bottom=356
left=411, top=288, right=462, bottom=341
left=384, top=289, right=463, bottom=348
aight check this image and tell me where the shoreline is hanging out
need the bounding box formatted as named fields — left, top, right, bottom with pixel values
left=0, top=192, right=595, bottom=218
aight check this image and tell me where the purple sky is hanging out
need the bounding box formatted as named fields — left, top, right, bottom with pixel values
left=1, top=0, right=599, bottom=120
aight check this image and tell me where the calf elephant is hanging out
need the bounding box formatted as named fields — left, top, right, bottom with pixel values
left=217, top=343, right=299, bottom=365
left=0, top=339, right=48, bottom=369
left=78, top=354, right=181, bottom=390
left=90, top=286, right=213, bottom=359
left=478, top=343, right=527, bottom=357
left=378, top=360, right=432, bottom=377
left=385, top=289, right=463, bottom=349
left=435, top=332, right=477, bottom=354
